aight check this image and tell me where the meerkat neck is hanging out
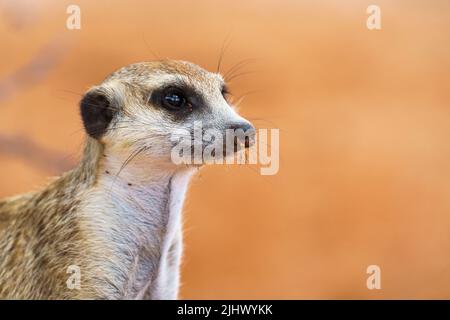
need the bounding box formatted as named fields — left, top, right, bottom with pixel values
left=69, top=137, right=105, bottom=187
left=75, top=138, right=195, bottom=298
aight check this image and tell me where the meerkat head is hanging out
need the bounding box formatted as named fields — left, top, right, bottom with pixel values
left=80, top=60, right=255, bottom=168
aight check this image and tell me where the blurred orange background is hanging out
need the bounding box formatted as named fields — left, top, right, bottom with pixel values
left=1, top=0, right=450, bottom=299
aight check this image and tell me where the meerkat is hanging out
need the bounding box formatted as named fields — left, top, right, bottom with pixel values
left=0, top=60, right=254, bottom=299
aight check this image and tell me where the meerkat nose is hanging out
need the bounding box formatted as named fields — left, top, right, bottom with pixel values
left=228, top=121, right=254, bottom=132
left=228, top=121, right=256, bottom=148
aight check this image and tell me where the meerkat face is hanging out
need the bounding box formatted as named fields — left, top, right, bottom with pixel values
left=80, top=60, right=255, bottom=167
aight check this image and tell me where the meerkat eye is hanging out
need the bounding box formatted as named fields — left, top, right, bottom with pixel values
left=162, top=88, right=187, bottom=109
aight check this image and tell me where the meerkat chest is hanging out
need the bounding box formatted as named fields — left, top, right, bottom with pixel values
left=81, top=169, right=194, bottom=298
left=97, top=169, right=193, bottom=241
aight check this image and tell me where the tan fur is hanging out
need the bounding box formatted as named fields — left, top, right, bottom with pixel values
left=0, top=140, right=102, bottom=298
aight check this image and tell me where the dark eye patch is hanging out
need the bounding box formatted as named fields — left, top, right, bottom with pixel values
left=148, top=83, right=207, bottom=119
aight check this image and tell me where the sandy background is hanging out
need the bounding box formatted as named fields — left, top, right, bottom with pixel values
left=0, top=0, right=449, bottom=298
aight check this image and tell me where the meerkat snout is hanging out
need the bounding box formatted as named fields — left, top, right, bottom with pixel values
left=227, top=121, right=256, bottom=149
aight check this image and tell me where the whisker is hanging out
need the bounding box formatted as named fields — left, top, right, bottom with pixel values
left=226, top=70, right=259, bottom=83
left=108, top=145, right=151, bottom=194
left=57, top=89, right=84, bottom=96
left=141, top=33, right=161, bottom=60
left=216, top=33, right=233, bottom=73
left=223, top=58, right=256, bottom=80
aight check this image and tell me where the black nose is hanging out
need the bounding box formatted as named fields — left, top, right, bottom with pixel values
left=228, top=122, right=256, bottom=149
left=228, top=122, right=254, bottom=133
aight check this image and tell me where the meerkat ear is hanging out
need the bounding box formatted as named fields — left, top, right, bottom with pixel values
left=80, top=88, right=116, bottom=139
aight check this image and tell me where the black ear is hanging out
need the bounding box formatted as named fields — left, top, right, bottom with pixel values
left=80, top=89, right=116, bottom=139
